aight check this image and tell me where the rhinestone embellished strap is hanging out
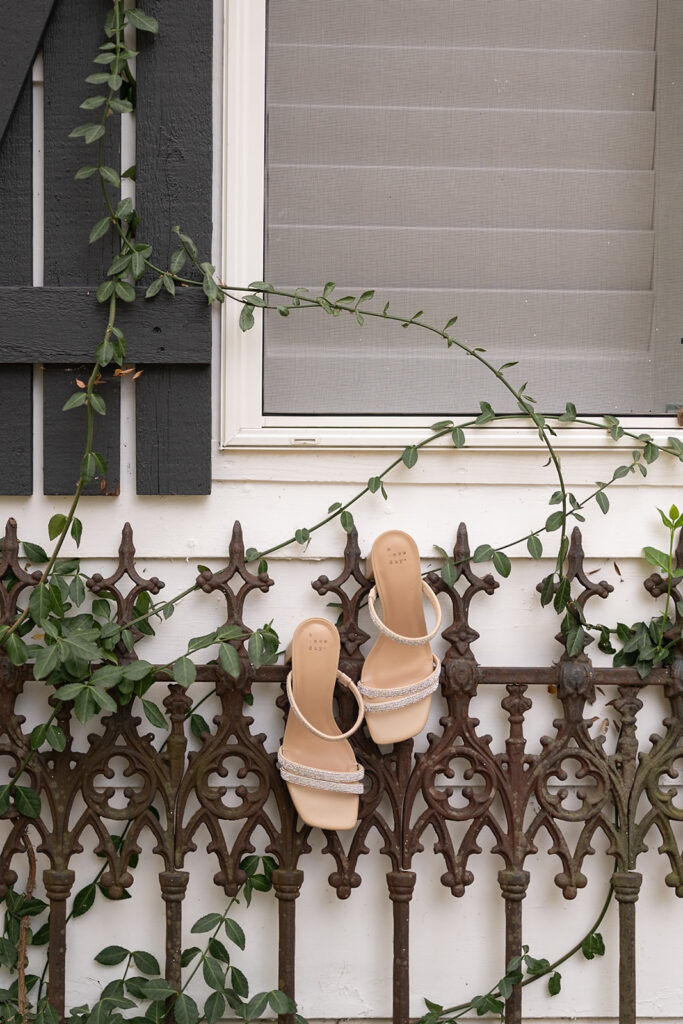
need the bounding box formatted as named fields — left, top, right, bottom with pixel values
left=359, top=655, right=441, bottom=714
left=277, top=748, right=364, bottom=794
left=367, top=579, right=442, bottom=645
left=286, top=668, right=365, bottom=741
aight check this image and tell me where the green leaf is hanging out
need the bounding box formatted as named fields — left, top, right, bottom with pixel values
left=63, top=391, right=87, bottom=410
left=246, top=992, right=269, bottom=1020
left=643, top=546, right=671, bottom=571
left=73, top=884, right=97, bottom=917
left=132, top=950, right=160, bottom=976
left=367, top=476, right=381, bottom=493
left=71, top=518, right=83, bottom=547
left=208, top=937, right=231, bottom=964
left=173, top=656, right=197, bottom=687
left=29, top=585, right=51, bottom=625
left=23, top=541, right=49, bottom=562
left=539, top=573, right=555, bottom=607
left=340, top=510, right=354, bottom=533
left=191, top=913, right=223, bottom=934
left=554, top=576, right=571, bottom=613
left=224, top=917, right=246, bottom=950
left=46, top=724, right=66, bottom=751
left=89, top=217, right=111, bottom=243
left=566, top=625, right=586, bottom=658
left=402, top=446, right=418, bottom=469
left=95, top=946, right=130, bottom=966
left=431, top=420, right=453, bottom=431
left=109, top=98, right=133, bottom=113
left=190, top=713, right=211, bottom=739
left=295, top=527, right=310, bottom=544
left=472, top=544, right=494, bottom=563
left=613, top=465, right=630, bottom=479
left=115, top=197, right=134, bottom=220
left=545, top=511, right=565, bottom=532
left=475, top=400, right=495, bottom=425
left=75, top=165, right=98, bottom=179
left=115, top=281, right=136, bottom=302
left=231, top=967, right=249, bottom=999
left=356, top=289, right=375, bottom=306
left=131, top=251, right=146, bottom=279
left=54, top=682, right=85, bottom=702
left=33, top=643, right=60, bottom=680
left=492, top=551, right=511, bottom=578
left=127, top=8, right=160, bottom=33
left=219, top=643, right=241, bottom=679
left=596, top=490, right=609, bottom=514
left=559, top=402, right=576, bottom=421
left=204, top=992, right=225, bottom=1024
left=527, top=535, right=542, bottom=559
left=142, top=700, right=168, bottom=729
left=123, top=660, right=153, bottom=681
left=202, top=957, right=226, bottom=992
left=239, top=304, right=255, bottom=332
left=15, top=786, right=41, bottom=818
left=5, top=633, right=28, bottom=665
left=99, top=165, right=120, bottom=187
left=89, top=393, right=106, bottom=416
left=451, top=426, right=465, bottom=448
left=548, top=971, right=561, bottom=995
left=138, top=979, right=177, bottom=1002
left=180, top=947, right=201, bottom=968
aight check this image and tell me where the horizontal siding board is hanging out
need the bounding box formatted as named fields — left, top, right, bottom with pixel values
left=269, top=107, right=655, bottom=169
left=0, top=0, right=56, bottom=146
left=0, top=81, right=33, bottom=494
left=135, top=366, right=211, bottom=495
left=135, top=0, right=212, bottom=495
left=269, top=46, right=655, bottom=111
left=43, top=365, right=120, bottom=496
left=0, top=288, right=211, bottom=363
left=269, top=0, right=656, bottom=51
left=269, top=168, right=655, bottom=230
left=267, top=227, right=654, bottom=290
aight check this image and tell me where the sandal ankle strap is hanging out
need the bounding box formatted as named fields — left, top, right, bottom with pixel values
left=286, top=668, right=365, bottom=741
left=367, top=579, right=442, bottom=645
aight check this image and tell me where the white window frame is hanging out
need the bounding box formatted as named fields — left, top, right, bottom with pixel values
left=220, top=0, right=679, bottom=453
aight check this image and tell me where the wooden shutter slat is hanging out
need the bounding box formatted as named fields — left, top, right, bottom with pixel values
left=0, top=82, right=34, bottom=494
left=136, top=366, right=211, bottom=495
left=0, top=0, right=56, bottom=146
left=0, top=287, right=211, bottom=362
left=43, top=366, right=121, bottom=496
left=135, top=0, right=212, bottom=495
left=42, top=0, right=121, bottom=496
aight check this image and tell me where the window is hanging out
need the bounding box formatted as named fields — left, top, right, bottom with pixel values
left=222, top=0, right=683, bottom=448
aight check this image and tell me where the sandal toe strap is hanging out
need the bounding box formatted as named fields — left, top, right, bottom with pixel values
left=278, top=748, right=364, bottom=794
left=359, top=655, right=441, bottom=714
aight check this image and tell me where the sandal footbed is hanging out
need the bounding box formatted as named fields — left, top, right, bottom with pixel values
left=281, top=618, right=360, bottom=830
left=362, top=530, right=435, bottom=744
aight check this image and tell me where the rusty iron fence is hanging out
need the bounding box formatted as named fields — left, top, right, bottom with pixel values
left=1, top=517, right=682, bottom=1024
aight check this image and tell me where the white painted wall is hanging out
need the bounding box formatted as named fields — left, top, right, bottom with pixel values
left=2, top=2, right=682, bottom=1021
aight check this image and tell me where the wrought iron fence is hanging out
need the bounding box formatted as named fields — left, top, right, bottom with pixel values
left=1, top=517, right=682, bottom=1024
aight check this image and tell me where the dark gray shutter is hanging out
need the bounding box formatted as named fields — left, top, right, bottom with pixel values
left=0, top=0, right=212, bottom=496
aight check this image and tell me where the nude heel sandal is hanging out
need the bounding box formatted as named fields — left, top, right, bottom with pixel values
left=359, top=530, right=442, bottom=744
left=278, top=618, right=365, bottom=830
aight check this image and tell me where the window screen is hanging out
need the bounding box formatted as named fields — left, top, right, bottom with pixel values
left=262, top=0, right=682, bottom=416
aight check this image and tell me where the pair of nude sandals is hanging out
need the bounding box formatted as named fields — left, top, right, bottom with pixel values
left=277, top=530, right=442, bottom=830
